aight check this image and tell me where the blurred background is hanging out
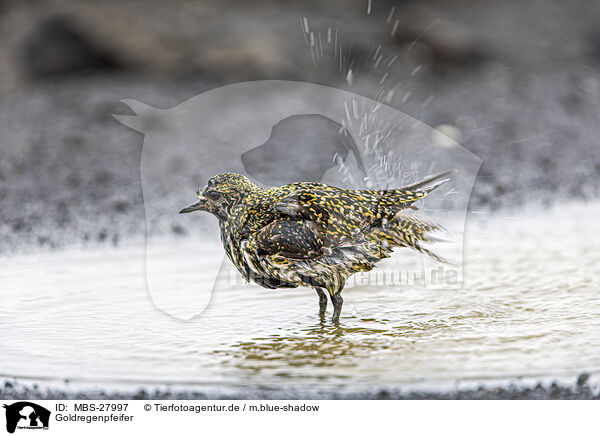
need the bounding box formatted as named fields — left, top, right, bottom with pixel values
left=1, top=0, right=599, bottom=252
left=2, top=0, right=600, bottom=401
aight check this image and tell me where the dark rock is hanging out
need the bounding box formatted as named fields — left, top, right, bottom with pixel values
left=113, top=200, right=128, bottom=212
left=171, top=224, right=186, bottom=235
left=577, top=373, right=590, bottom=387
left=376, top=389, right=390, bottom=399
left=22, top=16, right=122, bottom=79
left=133, top=389, right=148, bottom=400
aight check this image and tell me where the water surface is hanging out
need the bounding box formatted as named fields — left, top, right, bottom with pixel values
left=1, top=202, right=599, bottom=391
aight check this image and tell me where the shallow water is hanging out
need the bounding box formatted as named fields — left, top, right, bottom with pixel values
left=1, top=202, right=599, bottom=391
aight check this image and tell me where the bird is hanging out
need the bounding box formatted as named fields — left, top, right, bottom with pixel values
left=179, top=171, right=451, bottom=322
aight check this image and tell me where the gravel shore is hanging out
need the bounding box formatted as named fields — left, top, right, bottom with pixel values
left=1, top=375, right=597, bottom=400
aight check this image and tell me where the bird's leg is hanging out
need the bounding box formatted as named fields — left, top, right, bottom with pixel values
left=315, top=287, right=328, bottom=316
left=330, top=292, right=344, bottom=323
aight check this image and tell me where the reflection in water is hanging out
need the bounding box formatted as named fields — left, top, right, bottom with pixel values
left=216, top=317, right=455, bottom=376
left=219, top=321, right=386, bottom=371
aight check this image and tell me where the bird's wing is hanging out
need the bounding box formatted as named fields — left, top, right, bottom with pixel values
left=255, top=219, right=327, bottom=259
left=252, top=189, right=352, bottom=260
left=252, top=173, right=453, bottom=261
left=272, top=189, right=377, bottom=248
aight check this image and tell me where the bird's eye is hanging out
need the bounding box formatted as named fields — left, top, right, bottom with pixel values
left=206, top=190, right=222, bottom=201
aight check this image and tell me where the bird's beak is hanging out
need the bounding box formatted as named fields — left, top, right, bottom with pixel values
left=179, top=196, right=208, bottom=214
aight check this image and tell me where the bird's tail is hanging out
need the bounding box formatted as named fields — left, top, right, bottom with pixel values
left=399, top=170, right=453, bottom=193
left=389, top=213, right=449, bottom=263
left=374, top=170, right=453, bottom=214
left=372, top=171, right=453, bottom=263
left=371, top=212, right=448, bottom=263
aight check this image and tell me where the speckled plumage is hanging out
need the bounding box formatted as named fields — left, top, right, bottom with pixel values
left=180, top=171, right=450, bottom=321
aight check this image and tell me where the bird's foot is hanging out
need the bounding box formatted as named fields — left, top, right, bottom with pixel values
left=316, top=287, right=328, bottom=316
left=331, top=292, right=343, bottom=323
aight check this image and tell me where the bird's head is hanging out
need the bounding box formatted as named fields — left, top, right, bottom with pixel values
left=179, top=173, right=257, bottom=220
